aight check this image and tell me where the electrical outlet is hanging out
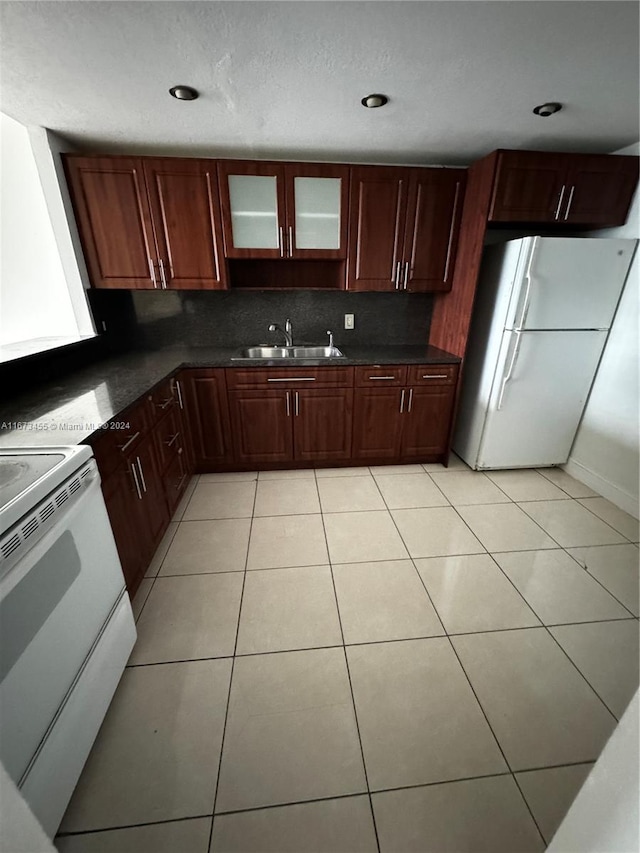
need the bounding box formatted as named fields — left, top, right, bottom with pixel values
left=344, top=313, right=355, bottom=330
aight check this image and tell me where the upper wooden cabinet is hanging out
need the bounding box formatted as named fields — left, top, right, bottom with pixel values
left=347, top=166, right=466, bottom=292
left=217, top=160, right=349, bottom=259
left=488, top=150, right=639, bottom=226
left=64, top=155, right=227, bottom=290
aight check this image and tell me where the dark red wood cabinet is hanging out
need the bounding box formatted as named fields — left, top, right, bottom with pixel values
left=180, top=369, right=233, bottom=467
left=65, top=155, right=227, bottom=290
left=488, top=150, right=639, bottom=226
left=90, top=381, right=192, bottom=595
left=225, top=368, right=354, bottom=466
left=347, top=166, right=466, bottom=292
left=352, top=365, right=459, bottom=462
left=217, top=160, right=350, bottom=260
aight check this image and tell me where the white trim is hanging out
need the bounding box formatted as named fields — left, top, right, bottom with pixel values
left=562, top=458, right=639, bottom=519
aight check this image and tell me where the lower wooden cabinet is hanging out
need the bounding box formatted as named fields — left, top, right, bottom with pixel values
left=352, top=387, right=403, bottom=460
left=400, top=385, right=456, bottom=458
left=352, top=380, right=457, bottom=462
left=293, top=388, right=353, bottom=463
left=91, top=360, right=458, bottom=592
left=229, top=390, right=293, bottom=465
left=181, top=369, right=232, bottom=466
left=227, top=386, right=353, bottom=465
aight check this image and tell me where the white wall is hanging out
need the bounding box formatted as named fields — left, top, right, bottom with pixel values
left=0, top=113, right=80, bottom=345
left=547, top=691, right=639, bottom=853
left=28, top=127, right=95, bottom=336
left=564, top=142, right=640, bottom=518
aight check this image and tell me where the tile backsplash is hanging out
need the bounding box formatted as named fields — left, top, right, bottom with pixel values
left=89, top=290, right=434, bottom=352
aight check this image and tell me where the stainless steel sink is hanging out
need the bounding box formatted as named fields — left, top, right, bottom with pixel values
left=239, top=346, right=292, bottom=359
left=232, top=345, right=345, bottom=360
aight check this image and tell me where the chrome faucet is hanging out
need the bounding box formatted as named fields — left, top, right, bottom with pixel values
left=327, top=330, right=334, bottom=348
left=268, top=318, right=293, bottom=347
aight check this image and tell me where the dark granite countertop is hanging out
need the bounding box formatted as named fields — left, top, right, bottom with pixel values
left=0, top=344, right=460, bottom=448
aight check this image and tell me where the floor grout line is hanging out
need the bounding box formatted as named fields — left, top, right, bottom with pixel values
left=206, top=478, right=259, bottom=852
left=311, top=468, right=383, bottom=853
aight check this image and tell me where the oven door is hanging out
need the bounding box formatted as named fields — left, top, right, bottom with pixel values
left=0, top=463, right=128, bottom=786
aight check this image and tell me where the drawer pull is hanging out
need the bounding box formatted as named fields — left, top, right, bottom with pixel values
left=368, top=376, right=397, bottom=380
left=422, top=374, right=449, bottom=380
left=165, top=432, right=180, bottom=448
left=117, top=431, right=141, bottom=453
left=267, top=377, right=316, bottom=382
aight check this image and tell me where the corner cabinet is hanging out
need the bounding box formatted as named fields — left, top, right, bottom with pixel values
left=488, top=150, right=639, bottom=226
left=64, top=155, right=227, bottom=290
left=347, top=166, right=466, bottom=292
left=217, top=160, right=349, bottom=259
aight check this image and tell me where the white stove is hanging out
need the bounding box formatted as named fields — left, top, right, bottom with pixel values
left=0, top=445, right=136, bottom=837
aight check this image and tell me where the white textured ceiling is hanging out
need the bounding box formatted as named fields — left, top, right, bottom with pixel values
left=1, top=1, right=638, bottom=165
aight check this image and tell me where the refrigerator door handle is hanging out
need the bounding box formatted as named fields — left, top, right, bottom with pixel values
left=516, top=240, right=538, bottom=330
left=497, top=331, right=522, bottom=410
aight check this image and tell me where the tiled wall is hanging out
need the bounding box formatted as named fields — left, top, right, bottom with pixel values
left=89, top=290, right=434, bottom=351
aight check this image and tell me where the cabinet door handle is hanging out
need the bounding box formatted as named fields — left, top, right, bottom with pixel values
left=295, top=391, right=300, bottom=417
left=422, top=374, right=449, bottom=380
left=394, top=261, right=401, bottom=290
left=288, top=226, right=294, bottom=257
left=157, top=397, right=173, bottom=410
left=554, top=185, right=566, bottom=220
left=130, top=461, right=143, bottom=500
left=267, top=377, right=316, bottom=382
left=279, top=226, right=284, bottom=258
left=563, top=186, right=575, bottom=221
left=174, top=379, right=184, bottom=410
left=443, top=181, right=461, bottom=284
left=285, top=390, right=291, bottom=417
left=136, top=457, right=147, bottom=493
left=399, top=389, right=406, bottom=413
left=117, top=431, right=141, bottom=453
left=407, top=388, right=413, bottom=412
left=158, top=258, right=168, bottom=289
left=165, top=432, right=180, bottom=448
left=403, top=261, right=409, bottom=290
left=148, top=258, right=158, bottom=288
left=369, top=376, right=396, bottom=380
left=175, top=472, right=188, bottom=492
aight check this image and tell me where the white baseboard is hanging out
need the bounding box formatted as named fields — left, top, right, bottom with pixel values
left=562, top=458, right=639, bottom=519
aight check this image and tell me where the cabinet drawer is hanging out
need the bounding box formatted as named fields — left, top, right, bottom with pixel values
left=226, top=366, right=353, bottom=389
left=91, top=403, right=149, bottom=477
left=354, top=366, right=407, bottom=387
left=406, top=364, right=458, bottom=386
left=154, top=408, right=183, bottom=472
left=146, top=379, right=176, bottom=422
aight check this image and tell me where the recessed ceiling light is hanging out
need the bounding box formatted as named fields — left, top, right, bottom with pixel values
left=533, top=102, right=562, bottom=117
left=169, top=85, right=199, bottom=101
left=361, top=94, right=388, bottom=109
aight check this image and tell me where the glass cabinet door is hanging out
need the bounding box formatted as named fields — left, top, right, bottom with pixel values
left=294, top=177, right=341, bottom=249
left=228, top=175, right=279, bottom=249
left=286, top=165, right=349, bottom=259
left=218, top=162, right=286, bottom=258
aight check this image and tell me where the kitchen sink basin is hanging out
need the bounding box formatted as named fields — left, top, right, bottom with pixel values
left=232, top=345, right=345, bottom=360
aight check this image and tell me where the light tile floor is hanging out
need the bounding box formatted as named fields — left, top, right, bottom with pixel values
left=57, top=461, right=640, bottom=853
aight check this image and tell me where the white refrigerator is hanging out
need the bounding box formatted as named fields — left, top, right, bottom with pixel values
left=453, top=236, right=636, bottom=470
